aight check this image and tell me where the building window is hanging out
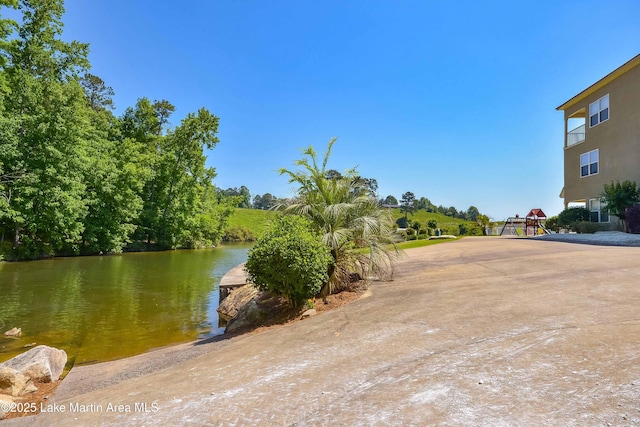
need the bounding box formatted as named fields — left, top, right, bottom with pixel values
left=589, top=198, right=609, bottom=223
left=580, top=149, right=599, bottom=177
left=589, top=94, right=609, bottom=127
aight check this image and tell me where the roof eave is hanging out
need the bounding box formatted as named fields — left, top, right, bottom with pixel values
left=556, top=54, right=640, bottom=111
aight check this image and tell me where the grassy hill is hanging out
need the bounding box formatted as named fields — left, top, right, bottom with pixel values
left=225, top=208, right=275, bottom=240
left=225, top=207, right=481, bottom=242
left=390, top=208, right=478, bottom=233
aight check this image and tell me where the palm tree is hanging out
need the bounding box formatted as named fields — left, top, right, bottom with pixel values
left=278, top=138, right=402, bottom=296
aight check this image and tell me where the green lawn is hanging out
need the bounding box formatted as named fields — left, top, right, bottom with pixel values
left=226, top=208, right=275, bottom=238
left=391, top=208, right=473, bottom=227
left=396, top=237, right=461, bottom=250
left=390, top=208, right=484, bottom=238
left=226, top=207, right=481, bottom=241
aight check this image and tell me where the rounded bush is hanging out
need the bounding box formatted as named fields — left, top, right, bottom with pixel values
left=557, top=207, right=590, bottom=228
left=625, top=204, right=640, bottom=233
left=244, top=215, right=334, bottom=307
left=396, top=217, right=408, bottom=228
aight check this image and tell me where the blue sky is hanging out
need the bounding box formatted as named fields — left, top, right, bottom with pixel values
left=49, top=1, right=640, bottom=219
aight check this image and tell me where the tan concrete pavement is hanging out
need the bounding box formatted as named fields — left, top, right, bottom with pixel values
left=7, top=237, right=640, bottom=426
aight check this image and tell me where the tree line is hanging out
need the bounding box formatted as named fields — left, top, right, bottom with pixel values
left=0, top=1, right=233, bottom=259
left=381, top=192, right=483, bottom=222
left=224, top=181, right=487, bottom=224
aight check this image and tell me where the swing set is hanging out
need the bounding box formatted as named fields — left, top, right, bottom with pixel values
left=500, top=208, right=551, bottom=236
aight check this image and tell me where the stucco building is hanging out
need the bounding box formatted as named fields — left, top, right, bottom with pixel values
left=557, top=54, right=640, bottom=227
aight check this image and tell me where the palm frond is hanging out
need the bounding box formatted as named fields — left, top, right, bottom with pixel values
left=278, top=138, right=402, bottom=292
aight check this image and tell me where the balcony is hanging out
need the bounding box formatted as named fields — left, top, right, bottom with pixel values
left=566, top=124, right=585, bottom=147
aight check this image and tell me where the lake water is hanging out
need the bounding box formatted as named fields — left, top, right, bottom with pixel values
left=0, top=244, right=251, bottom=365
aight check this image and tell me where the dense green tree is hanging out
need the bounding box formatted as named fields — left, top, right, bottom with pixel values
left=120, top=98, right=161, bottom=143
left=238, top=186, right=251, bottom=208
left=0, top=0, right=91, bottom=256
left=0, top=1, right=230, bottom=258
left=476, top=214, right=491, bottom=235
left=79, top=73, right=114, bottom=111
left=217, top=186, right=251, bottom=208
left=152, top=99, right=175, bottom=135
left=123, top=98, right=165, bottom=246
left=545, top=216, right=559, bottom=232
left=356, top=177, right=378, bottom=196
left=557, top=207, right=590, bottom=230
left=154, top=108, right=223, bottom=248
left=383, top=195, right=398, bottom=206
left=80, top=104, right=149, bottom=253
left=252, top=194, right=262, bottom=209
left=600, top=180, right=639, bottom=230
left=466, top=206, right=480, bottom=222
left=400, top=192, right=415, bottom=222
left=326, top=171, right=377, bottom=197
left=253, top=192, right=276, bottom=210
left=416, top=197, right=435, bottom=212
left=279, top=138, right=401, bottom=295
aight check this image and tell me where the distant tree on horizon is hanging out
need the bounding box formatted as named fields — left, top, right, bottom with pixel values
left=384, top=195, right=398, bottom=206
left=400, top=192, right=416, bottom=222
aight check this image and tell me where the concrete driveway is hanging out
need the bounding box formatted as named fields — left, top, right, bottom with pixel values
left=8, top=237, right=640, bottom=426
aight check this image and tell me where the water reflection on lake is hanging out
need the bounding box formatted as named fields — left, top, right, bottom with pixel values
left=0, top=244, right=251, bottom=364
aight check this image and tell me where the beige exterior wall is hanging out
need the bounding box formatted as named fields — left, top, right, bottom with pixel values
left=562, top=62, right=640, bottom=221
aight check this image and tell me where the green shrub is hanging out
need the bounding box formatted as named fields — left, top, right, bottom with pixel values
left=441, top=226, right=459, bottom=236
left=406, top=235, right=417, bottom=241
left=223, top=225, right=256, bottom=242
left=417, top=233, right=429, bottom=240
left=572, top=221, right=603, bottom=234
left=396, top=217, right=408, bottom=228
left=244, top=215, right=333, bottom=307
left=545, top=216, right=559, bottom=232
left=601, top=180, right=639, bottom=223
left=626, top=205, right=640, bottom=234
left=460, top=224, right=483, bottom=236
left=557, top=207, right=590, bottom=228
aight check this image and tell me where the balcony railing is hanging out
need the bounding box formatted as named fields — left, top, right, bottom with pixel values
left=566, top=124, right=585, bottom=147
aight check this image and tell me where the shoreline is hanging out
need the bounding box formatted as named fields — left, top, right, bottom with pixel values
left=0, top=242, right=252, bottom=263
left=58, top=260, right=250, bottom=397
left=4, top=262, right=366, bottom=421
left=4, top=237, right=640, bottom=425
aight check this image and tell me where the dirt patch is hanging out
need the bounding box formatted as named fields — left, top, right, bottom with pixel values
left=313, top=290, right=364, bottom=313
left=228, top=284, right=367, bottom=335
left=2, top=380, right=61, bottom=419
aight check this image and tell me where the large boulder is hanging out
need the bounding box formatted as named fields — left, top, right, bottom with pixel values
left=0, top=393, right=15, bottom=419
left=225, top=300, right=264, bottom=334
left=217, top=285, right=261, bottom=321
left=0, top=345, right=67, bottom=383
left=0, top=367, right=36, bottom=396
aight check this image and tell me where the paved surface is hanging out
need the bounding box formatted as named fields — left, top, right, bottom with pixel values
left=219, top=262, right=248, bottom=287
left=219, top=262, right=248, bottom=300
left=7, top=236, right=640, bottom=426
left=535, top=230, right=640, bottom=247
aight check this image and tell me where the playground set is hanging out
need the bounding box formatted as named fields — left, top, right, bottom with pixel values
left=500, top=208, right=551, bottom=236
